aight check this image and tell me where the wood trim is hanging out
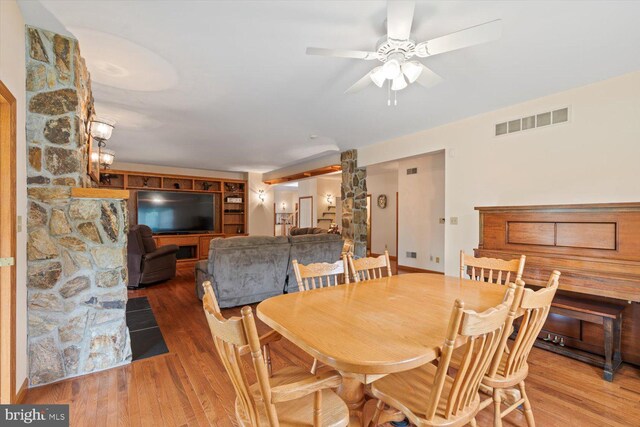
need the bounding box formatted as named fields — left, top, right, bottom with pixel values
left=263, top=165, right=341, bottom=185
left=102, top=168, right=246, bottom=183
left=397, top=265, right=444, bottom=275
left=14, top=378, right=28, bottom=404
left=0, top=80, right=17, bottom=404
left=395, top=192, right=398, bottom=260
left=367, top=194, right=372, bottom=253
left=476, top=202, right=640, bottom=213
left=71, top=188, right=130, bottom=199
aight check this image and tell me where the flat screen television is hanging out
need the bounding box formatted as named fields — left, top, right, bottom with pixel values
left=137, top=191, right=214, bottom=234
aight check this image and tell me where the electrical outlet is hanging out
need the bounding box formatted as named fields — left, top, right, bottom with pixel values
left=17, top=215, right=22, bottom=232
left=430, top=255, right=433, bottom=261
left=439, top=218, right=445, bottom=224
left=436, top=257, right=440, bottom=263
left=450, top=217, right=458, bottom=225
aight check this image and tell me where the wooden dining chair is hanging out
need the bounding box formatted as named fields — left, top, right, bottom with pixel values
left=479, top=271, right=561, bottom=427
left=292, top=255, right=350, bottom=292
left=460, top=250, right=526, bottom=285
left=292, top=255, right=350, bottom=374
left=348, top=250, right=392, bottom=282
left=202, top=280, right=281, bottom=376
left=202, top=282, right=350, bottom=427
left=369, top=284, right=516, bottom=427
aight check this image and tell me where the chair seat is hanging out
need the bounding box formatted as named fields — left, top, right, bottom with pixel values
left=236, top=366, right=349, bottom=427
left=371, top=363, right=479, bottom=427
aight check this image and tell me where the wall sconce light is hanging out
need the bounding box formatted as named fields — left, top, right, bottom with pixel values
left=89, top=117, right=116, bottom=148
left=326, top=194, right=333, bottom=205
left=258, top=189, right=266, bottom=203
left=99, top=148, right=116, bottom=169
left=281, top=202, right=286, bottom=211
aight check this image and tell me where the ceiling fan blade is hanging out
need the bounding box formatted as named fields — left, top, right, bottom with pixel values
left=306, top=47, right=379, bottom=60
left=415, top=64, right=444, bottom=88
left=387, top=0, right=415, bottom=40
left=345, top=71, right=374, bottom=94
left=415, top=19, right=502, bottom=57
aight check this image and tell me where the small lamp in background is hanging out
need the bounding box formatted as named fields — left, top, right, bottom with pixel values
left=258, top=189, right=266, bottom=203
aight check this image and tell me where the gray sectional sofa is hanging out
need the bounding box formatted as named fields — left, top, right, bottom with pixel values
left=195, top=232, right=343, bottom=308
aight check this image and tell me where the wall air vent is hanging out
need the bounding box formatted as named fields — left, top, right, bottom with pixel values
left=495, top=107, right=569, bottom=137
left=406, top=167, right=418, bottom=175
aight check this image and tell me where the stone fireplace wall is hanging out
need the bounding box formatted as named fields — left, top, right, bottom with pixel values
left=26, top=26, right=131, bottom=386
left=340, top=150, right=367, bottom=258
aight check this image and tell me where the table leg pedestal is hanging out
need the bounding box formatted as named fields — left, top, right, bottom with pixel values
left=337, top=376, right=366, bottom=426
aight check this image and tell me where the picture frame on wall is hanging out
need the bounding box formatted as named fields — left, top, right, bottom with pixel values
left=88, top=136, right=100, bottom=183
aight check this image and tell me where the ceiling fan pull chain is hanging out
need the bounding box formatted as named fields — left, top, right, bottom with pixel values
left=387, top=81, right=391, bottom=106
left=394, top=90, right=398, bottom=106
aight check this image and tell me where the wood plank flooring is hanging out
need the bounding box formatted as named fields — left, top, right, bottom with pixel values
left=24, top=269, right=640, bottom=426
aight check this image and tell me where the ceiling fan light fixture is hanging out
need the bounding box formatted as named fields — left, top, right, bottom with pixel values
left=370, top=67, right=386, bottom=87
left=391, top=75, right=407, bottom=91
left=381, top=59, right=402, bottom=80
left=402, top=61, right=423, bottom=83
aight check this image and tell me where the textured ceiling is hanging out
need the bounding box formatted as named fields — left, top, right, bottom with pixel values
left=20, top=1, right=640, bottom=172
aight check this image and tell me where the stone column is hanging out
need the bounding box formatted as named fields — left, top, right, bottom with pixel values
left=340, top=150, right=367, bottom=258
left=26, top=26, right=131, bottom=386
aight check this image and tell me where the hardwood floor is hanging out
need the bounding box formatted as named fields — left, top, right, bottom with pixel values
left=24, top=269, right=640, bottom=426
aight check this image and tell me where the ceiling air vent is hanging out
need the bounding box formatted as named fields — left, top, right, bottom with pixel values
left=495, top=107, right=569, bottom=137
left=406, top=167, right=418, bottom=175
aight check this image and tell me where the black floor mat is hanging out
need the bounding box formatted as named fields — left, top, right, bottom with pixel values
left=126, top=297, right=169, bottom=361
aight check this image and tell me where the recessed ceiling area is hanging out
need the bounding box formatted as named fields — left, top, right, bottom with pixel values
left=19, top=0, right=640, bottom=173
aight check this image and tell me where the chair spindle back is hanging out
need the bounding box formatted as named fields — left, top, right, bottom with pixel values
left=460, top=250, right=525, bottom=285
left=424, top=284, right=515, bottom=421
left=292, top=255, right=350, bottom=292
left=498, top=271, right=560, bottom=379
left=348, top=250, right=392, bottom=282
left=202, top=282, right=279, bottom=426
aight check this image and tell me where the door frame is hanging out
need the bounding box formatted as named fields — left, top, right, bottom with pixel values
left=366, top=194, right=372, bottom=253
left=0, top=80, right=17, bottom=403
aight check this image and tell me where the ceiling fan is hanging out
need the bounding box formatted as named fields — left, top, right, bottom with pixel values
left=306, top=1, right=502, bottom=103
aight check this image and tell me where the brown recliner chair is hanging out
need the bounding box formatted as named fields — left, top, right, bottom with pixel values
left=127, top=224, right=179, bottom=289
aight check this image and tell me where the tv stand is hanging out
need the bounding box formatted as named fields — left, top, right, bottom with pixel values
left=152, top=232, right=247, bottom=270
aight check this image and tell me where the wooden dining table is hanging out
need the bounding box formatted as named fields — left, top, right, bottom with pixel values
left=257, top=273, right=510, bottom=426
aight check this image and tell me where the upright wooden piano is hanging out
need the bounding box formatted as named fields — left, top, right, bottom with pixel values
left=475, top=203, right=640, bottom=381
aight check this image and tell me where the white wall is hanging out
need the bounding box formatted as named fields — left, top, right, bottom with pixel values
left=359, top=71, right=640, bottom=276
left=397, top=153, right=445, bottom=272
left=315, top=177, right=341, bottom=228
left=247, top=172, right=274, bottom=236
left=0, top=0, right=27, bottom=396
left=366, top=171, right=398, bottom=257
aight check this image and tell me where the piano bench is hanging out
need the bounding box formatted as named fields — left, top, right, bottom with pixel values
left=534, top=295, right=625, bottom=382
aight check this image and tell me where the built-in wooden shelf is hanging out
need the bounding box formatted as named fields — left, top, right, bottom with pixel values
left=100, top=169, right=248, bottom=237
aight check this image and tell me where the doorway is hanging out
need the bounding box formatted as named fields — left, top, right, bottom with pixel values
left=0, top=81, right=17, bottom=403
